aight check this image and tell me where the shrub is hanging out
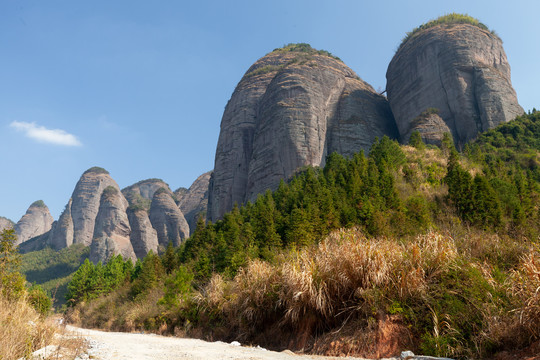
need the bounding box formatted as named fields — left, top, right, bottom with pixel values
left=399, top=13, right=496, bottom=50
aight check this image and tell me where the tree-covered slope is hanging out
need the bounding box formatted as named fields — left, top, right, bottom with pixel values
left=66, top=111, right=540, bottom=359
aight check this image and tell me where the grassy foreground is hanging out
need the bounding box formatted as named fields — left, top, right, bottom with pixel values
left=67, top=228, right=539, bottom=358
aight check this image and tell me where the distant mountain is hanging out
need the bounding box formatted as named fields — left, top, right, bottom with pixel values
left=14, top=200, right=53, bottom=245
left=19, top=168, right=208, bottom=263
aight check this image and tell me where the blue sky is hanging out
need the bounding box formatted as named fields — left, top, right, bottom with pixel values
left=1, top=0, right=539, bottom=222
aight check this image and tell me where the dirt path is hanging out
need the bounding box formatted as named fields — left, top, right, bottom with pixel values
left=68, top=326, right=383, bottom=360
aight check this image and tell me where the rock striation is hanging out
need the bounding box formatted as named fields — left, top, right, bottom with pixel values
left=89, top=186, right=136, bottom=263
left=127, top=208, right=159, bottom=258
left=149, top=189, right=190, bottom=247
left=14, top=200, right=54, bottom=245
left=208, top=44, right=397, bottom=221
left=386, top=17, right=523, bottom=148
left=177, top=171, right=212, bottom=233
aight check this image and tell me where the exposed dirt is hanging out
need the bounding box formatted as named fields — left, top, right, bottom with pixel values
left=68, top=325, right=386, bottom=360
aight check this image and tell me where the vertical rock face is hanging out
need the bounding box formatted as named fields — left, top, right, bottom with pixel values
left=69, top=167, right=121, bottom=246
left=127, top=208, right=159, bottom=258
left=0, top=217, right=14, bottom=232
left=177, top=171, right=212, bottom=233
left=149, top=189, right=190, bottom=247
left=386, top=18, right=523, bottom=148
left=48, top=199, right=74, bottom=250
left=89, top=186, right=136, bottom=263
left=14, top=200, right=54, bottom=245
left=208, top=44, right=397, bottom=221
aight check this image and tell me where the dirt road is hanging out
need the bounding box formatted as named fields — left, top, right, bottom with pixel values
left=68, top=326, right=385, bottom=360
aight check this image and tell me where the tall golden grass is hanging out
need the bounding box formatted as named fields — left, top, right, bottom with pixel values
left=0, top=288, right=55, bottom=359
left=68, top=226, right=540, bottom=358
left=195, top=228, right=538, bottom=357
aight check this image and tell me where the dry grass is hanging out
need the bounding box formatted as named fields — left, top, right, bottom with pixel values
left=68, top=284, right=166, bottom=333
left=196, top=228, right=462, bottom=354
left=507, top=246, right=540, bottom=343
left=0, top=290, right=55, bottom=359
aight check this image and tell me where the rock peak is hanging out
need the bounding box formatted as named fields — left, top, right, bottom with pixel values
left=387, top=17, right=523, bottom=147
left=208, top=46, right=397, bottom=221
left=14, top=200, right=53, bottom=245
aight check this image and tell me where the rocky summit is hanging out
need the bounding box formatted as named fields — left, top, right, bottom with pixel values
left=386, top=15, right=523, bottom=147
left=14, top=200, right=54, bottom=245
left=208, top=44, right=397, bottom=221
left=0, top=217, right=14, bottom=232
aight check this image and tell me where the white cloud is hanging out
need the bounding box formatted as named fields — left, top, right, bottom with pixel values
left=10, top=121, right=82, bottom=147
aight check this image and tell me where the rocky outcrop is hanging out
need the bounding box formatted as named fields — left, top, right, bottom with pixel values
left=65, top=167, right=121, bottom=246
left=403, top=109, right=451, bottom=146
left=14, top=201, right=54, bottom=245
left=386, top=18, right=523, bottom=148
left=178, top=171, right=212, bottom=233
left=122, top=179, right=173, bottom=211
left=0, top=217, right=14, bottom=232
left=48, top=199, right=74, bottom=250
left=127, top=208, right=159, bottom=258
left=208, top=44, right=397, bottom=221
left=89, top=186, right=136, bottom=263
left=149, top=189, right=190, bottom=247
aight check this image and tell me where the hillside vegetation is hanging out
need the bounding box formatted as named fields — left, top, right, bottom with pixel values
left=66, top=111, right=540, bottom=359
left=21, top=244, right=89, bottom=307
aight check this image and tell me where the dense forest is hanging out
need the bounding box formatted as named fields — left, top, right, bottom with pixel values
left=52, top=111, right=540, bottom=358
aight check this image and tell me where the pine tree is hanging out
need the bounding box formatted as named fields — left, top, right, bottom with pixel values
left=0, top=229, right=25, bottom=300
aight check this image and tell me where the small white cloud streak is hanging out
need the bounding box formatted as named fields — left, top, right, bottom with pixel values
left=10, top=121, right=82, bottom=146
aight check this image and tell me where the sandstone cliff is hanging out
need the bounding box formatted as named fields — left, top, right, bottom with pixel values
left=89, top=186, right=136, bottom=264
left=14, top=200, right=54, bottom=245
left=208, top=44, right=397, bottom=221
left=386, top=16, right=523, bottom=147
left=177, top=171, right=212, bottom=233
left=127, top=208, right=159, bottom=258
left=0, top=217, right=14, bottom=232
left=38, top=167, right=137, bottom=263
left=67, top=167, right=122, bottom=246
left=149, top=189, right=190, bottom=247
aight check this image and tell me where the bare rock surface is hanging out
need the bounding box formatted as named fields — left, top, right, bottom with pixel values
left=402, top=111, right=451, bottom=146
left=90, top=186, right=135, bottom=263
left=90, top=186, right=136, bottom=263
left=127, top=208, right=159, bottom=258
left=49, top=198, right=74, bottom=249
left=208, top=44, right=397, bottom=221
left=178, top=171, right=212, bottom=233
left=67, top=167, right=122, bottom=246
left=149, top=189, right=190, bottom=247
left=0, top=216, right=14, bottom=232
left=386, top=21, right=523, bottom=147
left=14, top=200, right=54, bottom=245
